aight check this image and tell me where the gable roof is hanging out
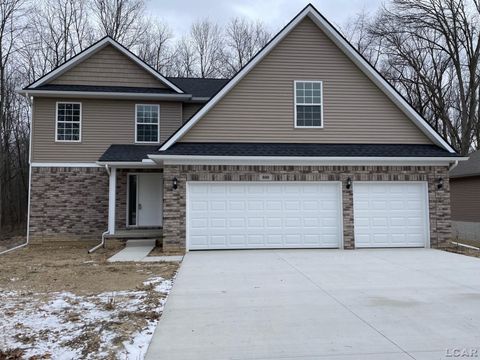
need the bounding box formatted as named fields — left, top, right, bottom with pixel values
left=450, top=150, right=480, bottom=178
left=25, top=37, right=184, bottom=94
left=159, top=4, right=455, bottom=153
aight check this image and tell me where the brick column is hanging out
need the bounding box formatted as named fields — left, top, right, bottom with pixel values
left=341, top=176, right=355, bottom=249
left=162, top=165, right=187, bottom=253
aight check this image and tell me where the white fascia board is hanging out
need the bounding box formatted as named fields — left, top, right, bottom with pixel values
left=31, top=162, right=100, bottom=167
left=28, top=37, right=184, bottom=94
left=96, top=160, right=159, bottom=168
left=149, top=154, right=466, bottom=166
left=18, top=89, right=191, bottom=100
left=160, top=5, right=455, bottom=153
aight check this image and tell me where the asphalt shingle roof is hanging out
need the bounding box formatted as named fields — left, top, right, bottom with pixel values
left=99, top=145, right=160, bottom=162
left=166, top=77, right=229, bottom=98
left=159, top=143, right=458, bottom=157
left=99, top=143, right=458, bottom=162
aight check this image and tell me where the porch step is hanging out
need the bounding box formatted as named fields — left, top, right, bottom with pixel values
left=107, top=239, right=156, bottom=262
left=105, top=229, right=163, bottom=240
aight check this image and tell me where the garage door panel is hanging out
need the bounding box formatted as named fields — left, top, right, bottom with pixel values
left=188, top=182, right=342, bottom=250
left=354, top=182, right=428, bottom=248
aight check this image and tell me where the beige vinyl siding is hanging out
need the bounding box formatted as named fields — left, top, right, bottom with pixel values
left=182, top=103, right=204, bottom=123
left=50, top=45, right=166, bottom=88
left=32, top=98, right=182, bottom=162
left=182, top=18, right=431, bottom=144
left=451, top=176, right=480, bottom=222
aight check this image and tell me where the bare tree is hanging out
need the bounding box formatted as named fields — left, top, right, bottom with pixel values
left=221, top=17, right=270, bottom=77
left=91, top=0, right=147, bottom=47
left=30, top=0, right=93, bottom=68
left=341, top=9, right=383, bottom=67
left=344, top=0, right=480, bottom=155
left=0, top=0, right=28, bottom=233
left=169, top=36, right=196, bottom=77
left=190, top=19, right=223, bottom=78
left=136, top=20, right=173, bottom=74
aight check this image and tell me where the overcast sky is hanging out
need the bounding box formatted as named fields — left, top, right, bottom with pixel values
left=148, top=0, right=386, bottom=37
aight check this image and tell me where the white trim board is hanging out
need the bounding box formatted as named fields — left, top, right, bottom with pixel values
left=18, top=89, right=191, bottom=100
left=31, top=162, right=100, bottom=167
left=149, top=154, right=466, bottom=166
left=26, top=37, right=184, bottom=93
left=160, top=5, right=455, bottom=153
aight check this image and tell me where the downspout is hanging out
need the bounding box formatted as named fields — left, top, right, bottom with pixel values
left=449, top=160, right=459, bottom=172
left=1, top=94, right=33, bottom=256
left=88, top=164, right=111, bottom=253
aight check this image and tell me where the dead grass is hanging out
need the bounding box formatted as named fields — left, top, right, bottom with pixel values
left=444, top=241, right=480, bottom=258
left=0, top=240, right=178, bottom=294
left=147, top=245, right=184, bottom=257
left=0, top=240, right=180, bottom=358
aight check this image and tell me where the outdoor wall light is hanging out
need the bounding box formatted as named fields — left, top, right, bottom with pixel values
left=437, top=177, right=444, bottom=190
left=346, top=177, right=352, bottom=189
left=172, top=177, right=178, bottom=190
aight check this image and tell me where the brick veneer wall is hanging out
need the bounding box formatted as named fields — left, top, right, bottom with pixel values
left=30, top=167, right=164, bottom=242
left=29, top=167, right=109, bottom=241
left=163, top=164, right=451, bottom=253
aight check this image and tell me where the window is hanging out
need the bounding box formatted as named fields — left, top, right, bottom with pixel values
left=136, top=104, right=160, bottom=143
left=294, top=81, right=323, bottom=128
left=56, top=102, right=81, bottom=141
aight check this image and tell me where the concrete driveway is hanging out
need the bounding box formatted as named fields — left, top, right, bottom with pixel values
left=146, top=249, right=480, bottom=360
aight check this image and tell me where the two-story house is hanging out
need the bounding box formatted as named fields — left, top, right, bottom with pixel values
left=20, top=4, right=464, bottom=253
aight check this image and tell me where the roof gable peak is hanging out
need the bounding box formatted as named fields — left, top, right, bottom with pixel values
left=26, top=37, right=184, bottom=93
left=159, top=3, right=455, bottom=153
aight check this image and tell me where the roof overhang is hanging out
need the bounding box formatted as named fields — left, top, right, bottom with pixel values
left=148, top=154, right=467, bottom=166
left=24, top=37, right=184, bottom=93
left=18, top=89, right=192, bottom=100
left=159, top=4, right=456, bottom=154
left=96, top=159, right=159, bottom=168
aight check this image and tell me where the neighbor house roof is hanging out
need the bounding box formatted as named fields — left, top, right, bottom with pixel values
left=450, top=150, right=480, bottom=178
left=159, top=4, right=456, bottom=154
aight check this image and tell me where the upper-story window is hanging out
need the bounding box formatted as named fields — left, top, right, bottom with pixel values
left=294, top=81, right=323, bottom=128
left=56, top=102, right=81, bottom=142
left=136, top=104, right=160, bottom=143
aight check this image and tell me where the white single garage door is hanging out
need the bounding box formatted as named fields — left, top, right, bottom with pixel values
left=353, top=182, right=429, bottom=248
left=187, top=182, right=342, bottom=250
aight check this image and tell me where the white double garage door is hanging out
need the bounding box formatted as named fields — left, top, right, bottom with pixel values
left=187, top=182, right=429, bottom=250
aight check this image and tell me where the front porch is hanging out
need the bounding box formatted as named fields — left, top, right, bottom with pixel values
left=105, top=166, right=164, bottom=238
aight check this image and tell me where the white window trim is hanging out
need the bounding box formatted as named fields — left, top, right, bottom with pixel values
left=135, top=104, right=160, bottom=144
left=294, top=80, right=323, bottom=129
left=55, top=101, right=82, bottom=143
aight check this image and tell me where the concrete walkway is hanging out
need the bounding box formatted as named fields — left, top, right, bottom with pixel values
left=146, top=249, right=480, bottom=360
left=107, top=239, right=183, bottom=262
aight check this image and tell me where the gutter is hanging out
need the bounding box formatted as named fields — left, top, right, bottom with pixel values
left=149, top=154, right=469, bottom=166
left=449, top=160, right=459, bottom=172
left=95, top=159, right=157, bottom=167
left=17, top=89, right=192, bottom=101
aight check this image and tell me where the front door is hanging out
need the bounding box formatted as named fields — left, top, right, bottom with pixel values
left=128, top=173, right=163, bottom=227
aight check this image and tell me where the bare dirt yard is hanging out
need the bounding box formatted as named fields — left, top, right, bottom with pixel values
left=0, top=240, right=179, bottom=360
